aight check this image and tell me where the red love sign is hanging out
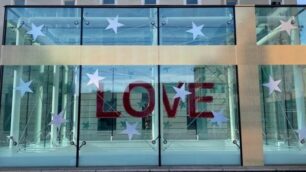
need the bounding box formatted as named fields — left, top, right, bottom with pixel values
left=96, top=81, right=214, bottom=118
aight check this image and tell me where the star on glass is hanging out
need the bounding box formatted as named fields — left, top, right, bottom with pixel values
left=50, top=111, right=67, bottom=130
left=262, top=76, right=281, bottom=95
left=121, top=121, right=140, bottom=141
left=86, top=69, right=105, bottom=89
left=105, top=15, right=124, bottom=34
left=173, top=83, right=191, bottom=103
left=296, top=128, right=306, bottom=143
left=27, top=23, right=45, bottom=41
left=279, top=18, right=297, bottom=36
left=186, top=22, right=206, bottom=40
left=15, top=79, right=33, bottom=97
left=210, top=110, right=228, bottom=126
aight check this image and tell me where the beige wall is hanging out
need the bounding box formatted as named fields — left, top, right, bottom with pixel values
left=117, top=0, right=142, bottom=5
left=25, top=0, right=62, bottom=5
left=200, top=0, right=225, bottom=5
left=158, top=0, right=184, bottom=5
left=75, top=0, right=100, bottom=5
left=239, top=0, right=269, bottom=4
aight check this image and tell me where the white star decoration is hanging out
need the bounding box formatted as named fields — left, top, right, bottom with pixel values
left=86, top=70, right=105, bottom=89
left=279, top=18, right=297, bottom=36
left=15, top=79, right=33, bottom=97
left=262, top=76, right=281, bottom=95
left=186, top=22, right=206, bottom=40
left=296, top=128, right=306, bottom=143
left=210, top=110, right=228, bottom=126
left=105, top=15, right=124, bottom=34
left=121, top=121, right=140, bottom=141
left=27, top=23, right=45, bottom=41
left=173, top=84, right=191, bottom=103
left=50, top=111, right=67, bottom=130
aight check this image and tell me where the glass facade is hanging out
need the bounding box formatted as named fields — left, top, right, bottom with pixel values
left=0, top=66, right=78, bottom=167
left=5, top=8, right=81, bottom=45
left=83, top=8, right=157, bottom=45
left=160, top=65, right=240, bottom=165
left=159, top=8, right=235, bottom=45
left=0, top=65, right=241, bottom=166
left=256, top=7, right=306, bottom=45
left=79, top=66, right=159, bottom=165
left=4, top=7, right=235, bottom=45
left=2, top=5, right=306, bottom=169
left=260, top=65, right=306, bottom=164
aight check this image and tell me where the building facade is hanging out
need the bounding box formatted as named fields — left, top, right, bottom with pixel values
left=0, top=0, right=306, bottom=169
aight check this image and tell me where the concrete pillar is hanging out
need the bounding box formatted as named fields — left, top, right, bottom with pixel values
left=152, top=67, right=158, bottom=141
left=9, top=67, right=22, bottom=148
left=72, top=66, right=79, bottom=143
left=228, top=66, right=237, bottom=141
left=34, top=66, right=44, bottom=144
left=50, top=65, right=60, bottom=145
left=293, top=66, right=306, bottom=133
left=236, top=6, right=264, bottom=166
left=62, top=66, right=69, bottom=142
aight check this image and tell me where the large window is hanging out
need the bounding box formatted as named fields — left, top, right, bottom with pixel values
left=82, top=8, right=158, bottom=45
left=5, top=8, right=81, bottom=45
left=159, top=8, right=235, bottom=45
left=160, top=65, right=240, bottom=165
left=260, top=65, right=306, bottom=164
left=256, top=7, right=305, bottom=45
left=0, top=65, right=79, bottom=167
left=0, top=65, right=241, bottom=166
left=4, top=7, right=236, bottom=46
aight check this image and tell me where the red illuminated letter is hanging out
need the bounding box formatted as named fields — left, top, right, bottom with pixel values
left=123, top=82, right=155, bottom=118
left=163, top=83, right=183, bottom=118
left=188, top=83, right=214, bottom=118
left=96, top=89, right=121, bottom=118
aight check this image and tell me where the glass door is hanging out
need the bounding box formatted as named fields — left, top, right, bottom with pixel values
left=160, top=65, right=241, bottom=165
left=78, top=66, right=159, bottom=166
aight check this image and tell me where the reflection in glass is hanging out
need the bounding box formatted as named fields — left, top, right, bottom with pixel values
left=79, top=66, right=159, bottom=166
left=0, top=66, right=79, bottom=167
left=256, top=7, right=305, bottom=45
left=159, top=8, right=235, bottom=45
left=5, top=8, right=81, bottom=45
left=83, top=8, right=158, bottom=45
left=261, top=65, right=306, bottom=164
left=160, top=65, right=240, bottom=165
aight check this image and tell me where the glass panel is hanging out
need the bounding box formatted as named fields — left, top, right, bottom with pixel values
left=159, top=8, right=235, bottom=45
left=260, top=65, right=306, bottom=164
left=79, top=66, right=159, bottom=166
left=5, top=8, right=81, bottom=45
left=83, top=8, right=158, bottom=45
left=160, top=65, right=240, bottom=165
left=256, top=7, right=305, bottom=45
left=0, top=66, right=79, bottom=167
